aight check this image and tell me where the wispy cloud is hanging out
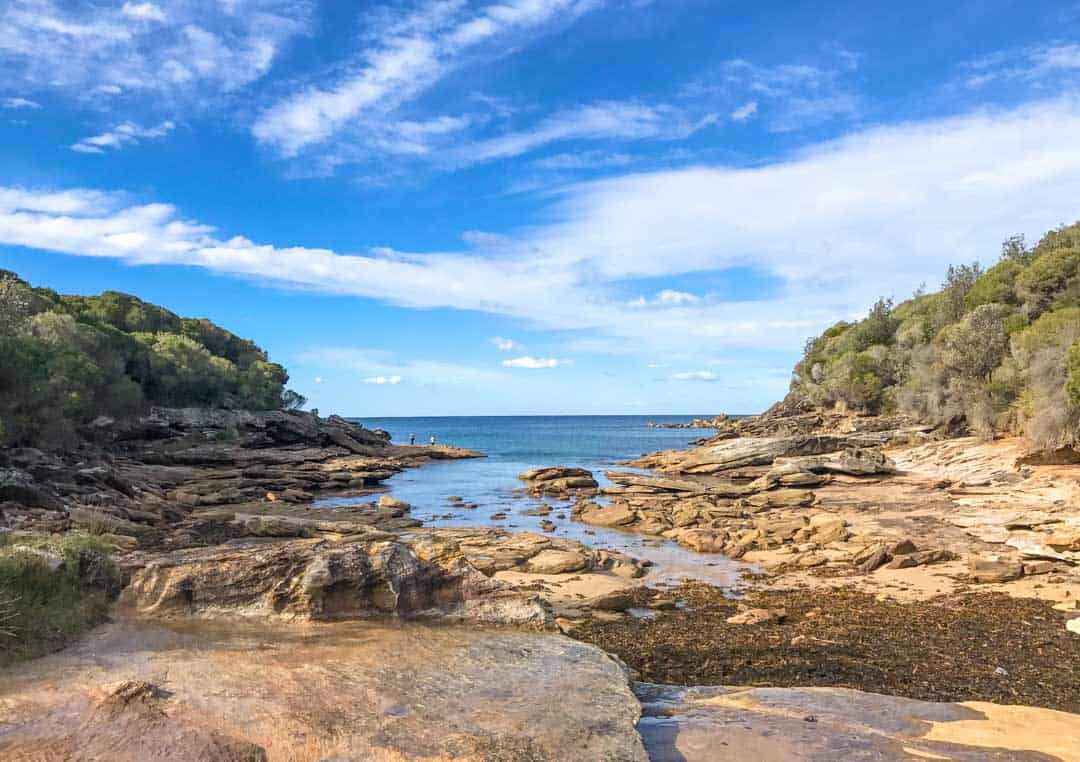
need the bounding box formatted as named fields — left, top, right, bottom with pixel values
left=0, top=0, right=311, bottom=99
left=961, top=43, right=1080, bottom=90
left=253, top=0, right=599, bottom=158
left=4, top=97, right=1080, bottom=360
left=298, top=347, right=505, bottom=387
left=502, top=356, right=571, bottom=368
left=364, top=375, right=402, bottom=385
left=1, top=97, right=39, bottom=109
left=687, top=50, right=861, bottom=132
left=672, top=370, right=716, bottom=381
left=71, top=120, right=174, bottom=154
left=490, top=336, right=519, bottom=351
left=730, top=101, right=757, bottom=121
left=533, top=150, right=633, bottom=170
left=629, top=289, right=700, bottom=307
left=455, top=101, right=714, bottom=164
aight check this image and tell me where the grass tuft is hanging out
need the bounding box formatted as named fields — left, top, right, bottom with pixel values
left=0, top=532, right=120, bottom=666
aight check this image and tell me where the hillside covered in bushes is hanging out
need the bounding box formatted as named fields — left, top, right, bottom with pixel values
left=0, top=270, right=304, bottom=449
left=789, top=221, right=1080, bottom=448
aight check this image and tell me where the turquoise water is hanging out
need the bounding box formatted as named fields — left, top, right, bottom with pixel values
left=317, top=415, right=748, bottom=588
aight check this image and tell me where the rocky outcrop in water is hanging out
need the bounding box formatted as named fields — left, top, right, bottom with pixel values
left=518, top=466, right=599, bottom=497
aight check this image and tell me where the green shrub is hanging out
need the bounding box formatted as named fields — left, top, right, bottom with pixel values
left=0, top=533, right=119, bottom=665
left=0, top=271, right=300, bottom=448
left=790, top=224, right=1080, bottom=447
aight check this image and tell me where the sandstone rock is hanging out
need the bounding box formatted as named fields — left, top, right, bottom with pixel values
left=810, top=516, right=849, bottom=544
left=671, top=502, right=700, bottom=527
left=574, top=501, right=637, bottom=528
left=241, top=516, right=311, bottom=538
left=603, top=471, right=701, bottom=492
left=520, top=503, right=553, bottom=516
left=756, top=516, right=808, bottom=540
left=641, top=434, right=896, bottom=475
left=1047, top=527, right=1080, bottom=552
left=518, top=467, right=598, bottom=494
left=969, top=555, right=1024, bottom=583
left=796, top=552, right=828, bottom=568
left=674, top=528, right=728, bottom=553
left=889, top=538, right=918, bottom=555
left=744, top=489, right=815, bottom=510
left=117, top=536, right=550, bottom=627
left=587, top=588, right=636, bottom=611
left=853, top=544, right=890, bottom=573
left=726, top=607, right=786, bottom=625
left=540, top=519, right=557, bottom=533
left=524, top=549, right=589, bottom=574
left=2, top=619, right=648, bottom=762
left=377, top=495, right=411, bottom=512
left=775, top=447, right=897, bottom=476
left=1024, top=561, right=1055, bottom=575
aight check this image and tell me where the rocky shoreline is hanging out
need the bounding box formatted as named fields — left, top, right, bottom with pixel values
left=2, top=404, right=1080, bottom=760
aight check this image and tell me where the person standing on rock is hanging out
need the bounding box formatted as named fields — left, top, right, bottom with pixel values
left=409, top=433, right=415, bottom=445
left=430, top=434, right=436, bottom=446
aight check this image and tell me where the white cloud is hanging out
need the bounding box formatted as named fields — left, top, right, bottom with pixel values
left=502, top=356, right=570, bottom=368
left=962, top=43, right=1080, bottom=90
left=71, top=120, right=175, bottom=154
left=0, top=0, right=310, bottom=99
left=672, top=370, right=717, bottom=381
left=300, top=347, right=505, bottom=387
left=5, top=97, right=1080, bottom=360
left=364, top=375, right=402, bottom=385
left=689, top=53, right=860, bottom=132
left=534, top=151, right=633, bottom=170
left=456, top=102, right=712, bottom=164
left=1, top=97, right=39, bottom=109
left=490, top=336, right=519, bottom=351
left=630, top=289, right=700, bottom=307
left=253, top=0, right=597, bottom=158
left=121, top=2, right=166, bottom=22
left=730, top=101, right=757, bottom=121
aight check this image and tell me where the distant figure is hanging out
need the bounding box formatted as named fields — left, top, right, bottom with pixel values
left=429, top=434, right=436, bottom=447
left=409, top=433, right=415, bottom=445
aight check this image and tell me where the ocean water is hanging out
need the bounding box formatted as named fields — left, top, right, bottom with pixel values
left=316, top=415, right=748, bottom=588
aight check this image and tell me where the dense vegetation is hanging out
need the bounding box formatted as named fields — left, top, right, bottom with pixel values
left=790, top=221, right=1080, bottom=448
left=0, top=270, right=304, bottom=449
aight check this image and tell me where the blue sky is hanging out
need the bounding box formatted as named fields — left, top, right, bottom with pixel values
left=2, top=1, right=1080, bottom=415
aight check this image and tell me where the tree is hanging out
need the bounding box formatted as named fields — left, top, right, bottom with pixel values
left=938, top=304, right=1010, bottom=381
left=281, top=389, right=307, bottom=411
left=0, top=273, right=32, bottom=335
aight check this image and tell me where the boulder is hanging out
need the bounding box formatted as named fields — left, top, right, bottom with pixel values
left=574, top=502, right=637, bottom=528
left=524, top=549, right=589, bottom=574
left=969, top=555, right=1024, bottom=583
left=775, top=447, right=897, bottom=476
left=853, top=544, right=890, bottom=573
left=378, top=495, right=411, bottom=513
left=673, top=529, right=728, bottom=553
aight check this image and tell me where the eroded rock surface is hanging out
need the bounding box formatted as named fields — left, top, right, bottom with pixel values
left=0, top=618, right=647, bottom=761
left=636, top=684, right=1080, bottom=762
